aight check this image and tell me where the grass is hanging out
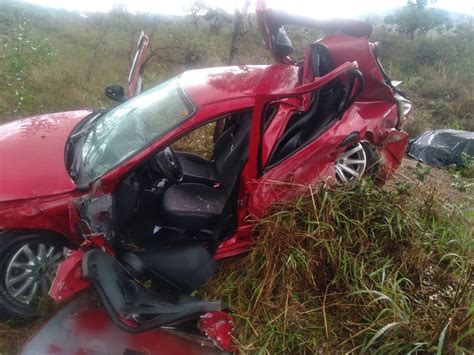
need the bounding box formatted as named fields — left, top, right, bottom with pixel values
left=376, top=34, right=474, bottom=137
left=202, top=176, right=473, bottom=354
left=172, top=121, right=216, bottom=159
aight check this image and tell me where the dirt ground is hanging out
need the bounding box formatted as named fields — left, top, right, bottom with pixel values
left=393, top=157, right=473, bottom=208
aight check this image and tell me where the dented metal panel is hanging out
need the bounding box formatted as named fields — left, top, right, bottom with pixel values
left=21, top=297, right=229, bottom=355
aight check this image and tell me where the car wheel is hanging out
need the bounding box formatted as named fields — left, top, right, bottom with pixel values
left=335, top=142, right=378, bottom=183
left=0, top=232, right=65, bottom=319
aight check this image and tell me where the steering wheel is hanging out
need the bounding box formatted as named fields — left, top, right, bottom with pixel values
left=154, top=147, right=183, bottom=184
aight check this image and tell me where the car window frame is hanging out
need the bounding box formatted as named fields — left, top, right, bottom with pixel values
left=75, top=83, right=196, bottom=188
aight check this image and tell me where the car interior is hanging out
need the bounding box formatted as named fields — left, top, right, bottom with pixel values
left=79, top=22, right=372, bottom=331
left=112, top=42, right=365, bottom=252
left=113, top=111, right=252, bottom=253
left=108, top=111, right=252, bottom=301
left=267, top=42, right=365, bottom=167
left=108, top=42, right=364, bottom=301
left=81, top=111, right=253, bottom=328
left=83, top=248, right=226, bottom=332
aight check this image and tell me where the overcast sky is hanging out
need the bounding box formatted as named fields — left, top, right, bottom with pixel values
left=19, top=0, right=474, bottom=18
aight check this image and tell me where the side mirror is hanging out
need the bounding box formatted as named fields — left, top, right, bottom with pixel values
left=105, top=84, right=127, bottom=103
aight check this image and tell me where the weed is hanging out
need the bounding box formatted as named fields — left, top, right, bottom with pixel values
left=0, top=5, right=55, bottom=115
left=450, top=174, right=473, bottom=192
left=414, top=162, right=432, bottom=182
left=202, top=179, right=473, bottom=354
left=451, top=153, right=474, bottom=179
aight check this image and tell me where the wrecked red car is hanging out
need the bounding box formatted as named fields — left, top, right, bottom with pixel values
left=1, top=3, right=411, bottom=339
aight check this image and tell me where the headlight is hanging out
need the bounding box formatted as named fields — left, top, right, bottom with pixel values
left=395, top=93, right=412, bottom=129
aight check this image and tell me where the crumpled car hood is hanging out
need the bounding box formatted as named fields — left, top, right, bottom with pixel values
left=0, top=110, right=92, bottom=202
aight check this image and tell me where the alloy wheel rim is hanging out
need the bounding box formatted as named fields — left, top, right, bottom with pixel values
left=5, top=243, right=63, bottom=305
left=335, top=143, right=367, bottom=183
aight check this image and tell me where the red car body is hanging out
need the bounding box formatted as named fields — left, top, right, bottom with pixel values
left=0, top=42, right=408, bottom=258
left=21, top=296, right=235, bottom=354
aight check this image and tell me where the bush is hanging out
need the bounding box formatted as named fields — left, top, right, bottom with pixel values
left=0, top=5, right=55, bottom=116
left=373, top=25, right=474, bottom=135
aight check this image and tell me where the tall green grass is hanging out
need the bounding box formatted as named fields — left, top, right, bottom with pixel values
left=203, top=179, right=473, bottom=354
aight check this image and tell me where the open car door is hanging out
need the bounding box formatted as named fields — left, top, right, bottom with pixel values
left=255, top=0, right=372, bottom=63
left=256, top=0, right=295, bottom=64
left=128, top=31, right=150, bottom=98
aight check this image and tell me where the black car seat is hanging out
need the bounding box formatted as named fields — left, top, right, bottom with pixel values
left=162, top=112, right=252, bottom=231
left=174, top=117, right=239, bottom=185
left=268, top=43, right=363, bottom=165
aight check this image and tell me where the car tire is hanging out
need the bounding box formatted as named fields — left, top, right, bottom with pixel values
left=0, top=232, right=65, bottom=320
left=335, top=141, right=379, bottom=183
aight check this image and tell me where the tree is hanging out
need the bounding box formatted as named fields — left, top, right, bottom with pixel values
left=384, top=0, right=450, bottom=39
left=204, top=9, right=233, bottom=35
left=228, top=0, right=250, bottom=65
left=86, top=15, right=111, bottom=81
left=186, top=0, right=208, bottom=28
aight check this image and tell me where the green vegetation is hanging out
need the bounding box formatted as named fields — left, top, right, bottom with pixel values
left=0, top=7, right=54, bottom=114
left=451, top=153, right=474, bottom=179
left=374, top=25, right=474, bottom=136
left=203, top=178, right=473, bottom=353
left=1, top=1, right=473, bottom=137
left=384, top=0, right=451, bottom=40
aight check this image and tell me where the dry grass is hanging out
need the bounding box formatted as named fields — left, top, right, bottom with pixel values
left=0, top=324, right=25, bottom=353
left=172, top=122, right=215, bottom=159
